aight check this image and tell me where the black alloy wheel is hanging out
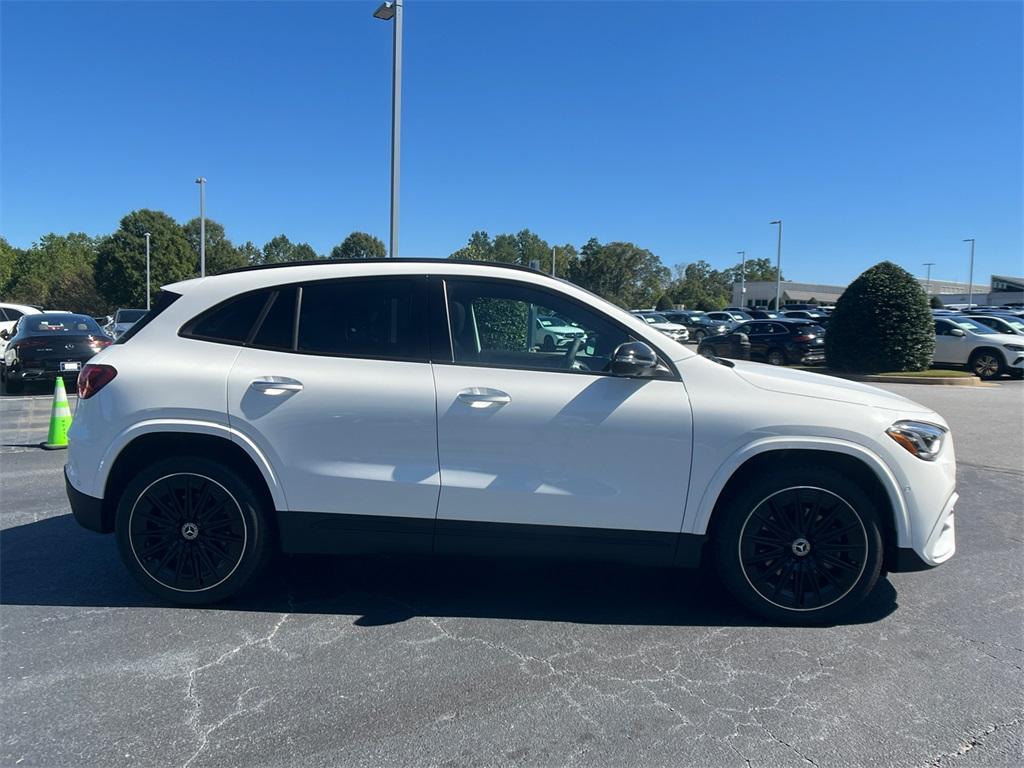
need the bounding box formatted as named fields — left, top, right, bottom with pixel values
left=128, top=473, right=247, bottom=592
left=737, top=486, right=867, bottom=612
left=116, top=457, right=273, bottom=604
left=767, top=348, right=786, bottom=366
left=711, top=465, right=883, bottom=624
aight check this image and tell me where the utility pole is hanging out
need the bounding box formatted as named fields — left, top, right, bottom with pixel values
left=551, top=246, right=556, bottom=277
left=770, top=220, right=783, bottom=310
left=963, top=239, right=975, bottom=307
left=923, top=262, right=935, bottom=297
left=737, top=250, right=746, bottom=307
left=144, top=232, right=151, bottom=310
left=195, top=177, right=206, bottom=276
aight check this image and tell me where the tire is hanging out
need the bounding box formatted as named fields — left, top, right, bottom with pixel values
left=766, top=348, right=786, bottom=366
left=5, top=373, right=24, bottom=395
left=1010, top=368, right=1024, bottom=380
left=710, top=465, right=884, bottom=624
left=969, top=349, right=1006, bottom=380
left=694, top=330, right=706, bottom=343
left=542, top=335, right=556, bottom=353
left=115, top=456, right=274, bottom=605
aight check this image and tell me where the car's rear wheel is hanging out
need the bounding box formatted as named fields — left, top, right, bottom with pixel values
left=115, top=456, right=273, bottom=605
left=969, top=349, right=1005, bottom=380
left=694, top=330, right=706, bottom=343
left=4, top=373, right=24, bottom=394
left=766, top=348, right=786, bottom=366
left=711, top=465, right=883, bottom=624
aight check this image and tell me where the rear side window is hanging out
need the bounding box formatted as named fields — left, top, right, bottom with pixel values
left=296, top=278, right=426, bottom=360
left=187, top=291, right=271, bottom=344
left=116, top=291, right=182, bottom=344
left=250, top=287, right=297, bottom=350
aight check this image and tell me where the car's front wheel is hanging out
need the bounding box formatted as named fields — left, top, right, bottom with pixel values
left=115, top=456, right=273, bottom=605
left=766, top=348, right=786, bottom=366
left=969, top=349, right=1006, bottom=380
left=711, top=465, right=884, bottom=624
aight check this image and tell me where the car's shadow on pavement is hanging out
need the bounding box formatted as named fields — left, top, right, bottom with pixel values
left=1, top=514, right=899, bottom=628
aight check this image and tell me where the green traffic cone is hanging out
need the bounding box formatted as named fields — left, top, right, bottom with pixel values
left=41, top=377, right=73, bottom=450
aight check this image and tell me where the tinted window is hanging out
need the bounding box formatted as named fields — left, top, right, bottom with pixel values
left=24, top=314, right=103, bottom=334
left=0, top=308, right=8, bottom=321
left=189, top=291, right=271, bottom=343
left=735, top=324, right=753, bottom=335
left=115, top=309, right=147, bottom=323
left=297, top=279, right=424, bottom=359
left=8, top=308, right=24, bottom=320
left=446, top=279, right=631, bottom=374
left=250, top=287, right=297, bottom=350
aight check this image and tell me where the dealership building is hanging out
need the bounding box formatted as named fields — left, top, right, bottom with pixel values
left=732, top=275, right=1024, bottom=308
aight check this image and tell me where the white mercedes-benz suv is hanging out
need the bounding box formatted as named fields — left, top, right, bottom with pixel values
left=65, top=259, right=957, bottom=623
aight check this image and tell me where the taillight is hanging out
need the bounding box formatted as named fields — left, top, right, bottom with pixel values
left=14, top=338, right=50, bottom=350
left=792, top=334, right=815, bottom=342
left=78, top=364, right=117, bottom=399
left=91, top=338, right=113, bottom=349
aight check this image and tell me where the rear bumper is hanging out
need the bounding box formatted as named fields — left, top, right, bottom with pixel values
left=65, top=466, right=111, bottom=533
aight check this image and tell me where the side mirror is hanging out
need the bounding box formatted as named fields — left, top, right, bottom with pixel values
left=950, top=328, right=966, bottom=337
left=610, top=341, right=659, bottom=377
left=0, top=329, right=9, bottom=340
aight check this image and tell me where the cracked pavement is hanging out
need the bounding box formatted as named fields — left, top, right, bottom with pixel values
left=1, top=382, right=1022, bottom=767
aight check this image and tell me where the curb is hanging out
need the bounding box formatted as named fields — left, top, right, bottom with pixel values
left=808, top=370, right=986, bottom=386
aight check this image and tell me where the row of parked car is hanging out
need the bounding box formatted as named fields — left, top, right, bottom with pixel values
left=0, top=303, right=145, bottom=394
left=628, top=303, right=1024, bottom=380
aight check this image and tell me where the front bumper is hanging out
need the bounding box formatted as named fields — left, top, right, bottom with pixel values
left=65, top=465, right=112, bottom=533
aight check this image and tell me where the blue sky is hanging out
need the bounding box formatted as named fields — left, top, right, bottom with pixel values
left=2, top=0, right=1021, bottom=286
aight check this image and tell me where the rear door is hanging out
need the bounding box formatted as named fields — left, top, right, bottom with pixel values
left=225, top=276, right=440, bottom=553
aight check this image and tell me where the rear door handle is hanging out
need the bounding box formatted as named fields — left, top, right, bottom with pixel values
left=457, top=387, right=511, bottom=407
left=251, top=377, right=303, bottom=394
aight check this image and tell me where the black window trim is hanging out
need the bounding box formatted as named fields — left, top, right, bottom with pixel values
left=434, top=274, right=681, bottom=380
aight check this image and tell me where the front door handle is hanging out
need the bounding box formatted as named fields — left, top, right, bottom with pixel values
left=251, top=377, right=303, bottom=394
left=457, top=387, right=511, bottom=407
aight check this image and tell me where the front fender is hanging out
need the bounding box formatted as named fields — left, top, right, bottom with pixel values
left=683, top=435, right=910, bottom=548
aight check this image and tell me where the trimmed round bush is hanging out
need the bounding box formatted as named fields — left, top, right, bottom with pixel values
left=826, top=261, right=935, bottom=372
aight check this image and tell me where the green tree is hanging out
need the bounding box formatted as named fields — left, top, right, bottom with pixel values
left=182, top=218, right=248, bottom=275
left=330, top=231, right=386, bottom=260
left=95, top=210, right=194, bottom=308
left=668, top=260, right=730, bottom=311
left=257, top=235, right=320, bottom=265
left=237, top=241, right=262, bottom=266
left=5, top=233, right=106, bottom=313
left=656, top=294, right=675, bottom=311
left=573, top=239, right=670, bottom=309
left=0, top=237, right=24, bottom=298
left=929, top=295, right=944, bottom=309
left=725, top=257, right=781, bottom=284
left=826, top=261, right=935, bottom=372
left=448, top=228, right=574, bottom=274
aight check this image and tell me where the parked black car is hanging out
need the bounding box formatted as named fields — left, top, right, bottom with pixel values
left=1, top=313, right=112, bottom=394
left=746, top=309, right=783, bottom=320
left=782, top=309, right=830, bottom=325
left=659, top=310, right=731, bottom=342
left=697, top=319, right=826, bottom=366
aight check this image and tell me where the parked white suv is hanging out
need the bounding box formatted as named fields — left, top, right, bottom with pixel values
left=933, top=316, right=1024, bottom=380
left=66, top=260, right=957, bottom=623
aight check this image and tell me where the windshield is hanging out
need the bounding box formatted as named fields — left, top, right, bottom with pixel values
left=24, top=314, right=104, bottom=335
left=115, top=309, right=147, bottom=323
left=953, top=318, right=998, bottom=335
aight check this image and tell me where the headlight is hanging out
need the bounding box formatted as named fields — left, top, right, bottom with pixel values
left=1004, top=344, right=1024, bottom=352
left=886, top=420, right=947, bottom=461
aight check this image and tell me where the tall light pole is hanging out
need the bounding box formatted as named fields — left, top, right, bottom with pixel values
left=374, top=0, right=403, bottom=258
left=770, top=220, right=783, bottom=310
left=736, top=250, right=746, bottom=307
left=194, top=177, right=206, bottom=276
left=963, top=238, right=975, bottom=307
left=923, top=262, right=935, bottom=297
left=551, top=246, right=557, bottom=277
left=144, top=232, right=151, bottom=310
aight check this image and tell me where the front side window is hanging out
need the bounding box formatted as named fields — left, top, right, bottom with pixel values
left=445, top=279, right=631, bottom=374
left=297, top=278, right=426, bottom=360
left=187, top=290, right=272, bottom=344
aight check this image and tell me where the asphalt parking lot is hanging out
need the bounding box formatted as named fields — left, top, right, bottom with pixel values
left=1, top=380, right=1022, bottom=767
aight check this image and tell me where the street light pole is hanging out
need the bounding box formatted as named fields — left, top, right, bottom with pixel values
left=144, top=232, right=151, bottom=310
left=551, top=246, right=557, bottom=277
left=736, top=250, right=746, bottom=307
left=923, top=262, right=935, bottom=297
left=374, top=0, right=403, bottom=258
left=963, top=239, right=975, bottom=307
left=195, top=177, right=206, bottom=276
left=770, top=220, right=783, bottom=310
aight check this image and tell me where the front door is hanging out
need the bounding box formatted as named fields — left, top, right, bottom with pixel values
left=226, top=277, right=440, bottom=554
left=933, top=319, right=969, bottom=364
left=432, top=277, right=693, bottom=564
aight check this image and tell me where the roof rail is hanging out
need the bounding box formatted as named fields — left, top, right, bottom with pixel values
left=220, top=257, right=544, bottom=276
